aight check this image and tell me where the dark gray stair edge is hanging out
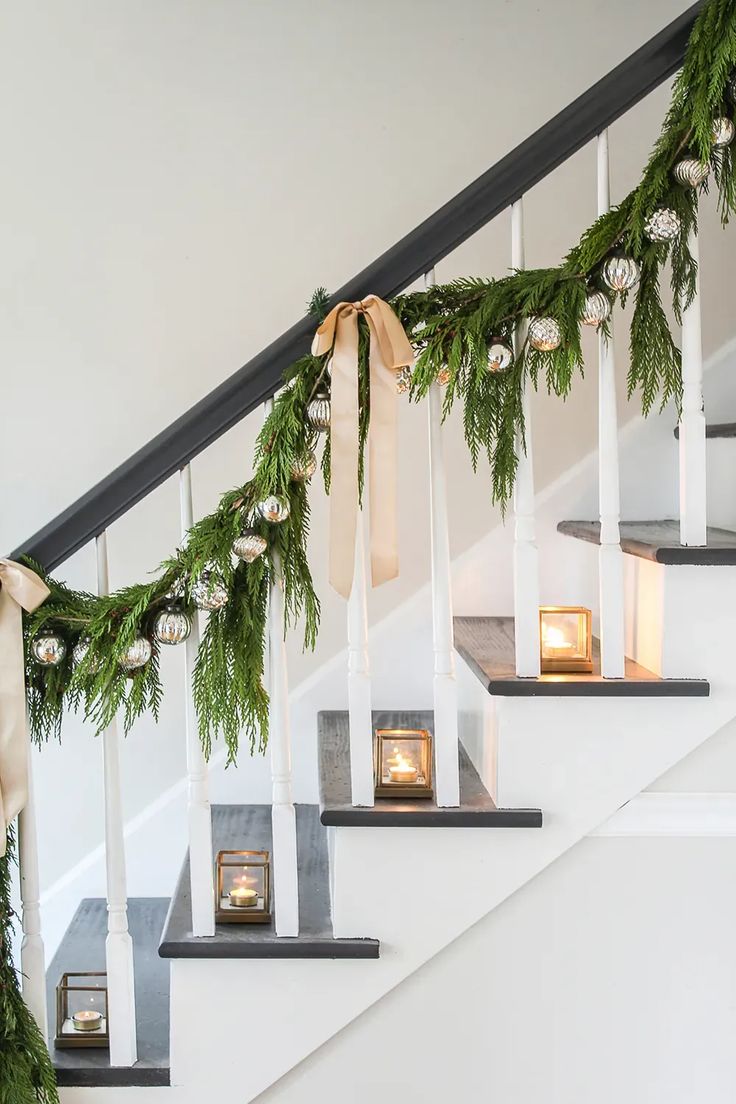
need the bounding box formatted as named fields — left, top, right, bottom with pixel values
left=557, top=519, right=736, bottom=565
left=319, top=806, right=543, bottom=828
left=674, top=422, right=736, bottom=439
left=55, top=1068, right=170, bottom=1089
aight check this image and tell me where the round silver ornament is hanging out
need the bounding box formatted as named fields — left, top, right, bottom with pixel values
left=728, top=73, right=736, bottom=106
left=644, top=206, right=682, bottom=243
left=306, top=392, right=330, bottom=432
left=580, top=291, right=612, bottom=327
left=232, top=528, right=268, bottom=563
left=192, top=570, right=229, bottom=611
left=257, top=494, right=290, bottom=524
left=436, top=366, right=451, bottom=386
left=712, top=116, right=735, bottom=147
left=31, top=630, right=66, bottom=667
left=153, top=603, right=192, bottom=646
left=118, top=636, right=152, bottom=672
left=528, top=317, right=561, bottom=353
left=673, top=157, right=710, bottom=188
left=396, top=366, right=412, bottom=394
left=72, top=636, right=101, bottom=672
left=487, top=340, right=514, bottom=373
left=290, top=451, right=317, bottom=482
left=601, top=253, right=640, bottom=293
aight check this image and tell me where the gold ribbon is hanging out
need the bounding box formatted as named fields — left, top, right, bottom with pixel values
left=0, top=560, right=50, bottom=857
left=312, top=296, right=414, bottom=599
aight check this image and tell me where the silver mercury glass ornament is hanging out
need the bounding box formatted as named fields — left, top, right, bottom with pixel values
left=528, top=317, right=562, bottom=352
left=153, top=603, right=192, bottom=646
left=118, top=636, right=152, bottom=672
left=728, top=72, right=736, bottom=106
left=712, top=116, right=735, bottom=147
left=257, top=494, right=290, bottom=523
left=487, top=339, right=514, bottom=373
left=673, top=158, right=710, bottom=188
left=232, top=528, right=268, bottom=563
left=306, top=391, right=331, bottom=432
left=580, top=291, right=612, bottom=327
left=72, top=635, right=101, bottom=672
left=644, top=207, right=682, bottom=243
left=192, top=570, right=229, bottom=611
left=602, top=253, right=640, bottom=293
left=31, top=630, right=67, bottom=667
left=290, top=451, right=317, bottom=482
left=396, top=366, right=412, bottom=394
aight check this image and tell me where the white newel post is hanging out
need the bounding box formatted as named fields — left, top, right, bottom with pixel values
left=96, top=532, right=137, bottom=1067
left=18, top=742, right=47, bottom=1037
left=179, top=465, right=215, bottom=936
left=425, top=268, right=460, bottom=808
left=679, top=225, right=707, bottom=546
left=511, top=200, right=541, bottom=677
left=348, top=511, right=374, bottom=807
left=596, top=131, right=625, bottom=678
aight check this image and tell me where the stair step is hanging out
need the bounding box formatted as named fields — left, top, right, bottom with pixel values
left=673, top=422, right=736, bottom=439
left=158, top=804, right=379, bottom=959
left=455, top=616, right=709, bottom=697
left=318, top=710, right=542, bottom=827
left=46, top=897, right=170, bottom=1088
left=558, top=519, right=736, bottom=565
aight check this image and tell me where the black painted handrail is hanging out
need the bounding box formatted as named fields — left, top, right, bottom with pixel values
left=15, top=2, right=703, bottom=571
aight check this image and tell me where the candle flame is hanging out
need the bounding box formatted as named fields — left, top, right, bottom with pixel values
left=543, top=625, right=566, bottom=647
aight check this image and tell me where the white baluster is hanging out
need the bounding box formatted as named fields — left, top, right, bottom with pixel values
left=18, top=741, right=47, bottom=1037
left=679, top=226, right=707, bottom=546
left=425, top=268, right=460, bottom=808
left=596, top=131, right=625, bottom=678
left=96, top=532, right=137, bottom=1067
left=179, top=465, right=215, bottom=936
left=511, top=200, right=541, bottom=677
left=269, top=550, right=299, bottom=936
left=348, top=511, right=374, bottom=807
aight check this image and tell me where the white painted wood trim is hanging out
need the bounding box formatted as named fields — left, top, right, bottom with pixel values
left=347, top=511, right=374, bottom=807
left=592, top=793, right=736, bottom=837
left=96, top=531, right=138, bottom=1067
left=511, top=200, right=541, bottom=677
left=179, top=465, right=215, bottom=936
left=425, top=268, right=460, bottom=808
left=679, top=226, right=707, bottom=546
left=18, top=740, right=48, bottom=1037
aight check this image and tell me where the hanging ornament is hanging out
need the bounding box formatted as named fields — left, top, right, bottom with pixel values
left=290, top=451, right=317, bottom=482
left=257, top=495, right=290, bottom=523
left=711, top=116, right=735, bottom=147
left=232, top=528, right=268, bottom=563
left=306, top=391, right=330, bottom=431
left=31, top=630, right=67, bottom=667
left=152, top=603, right=192, bottom=646
left=486, top=339, right=514, bottom=373
left=580, top=291, right=612, bottom=327
left=191, top=569, right=229, bottom=611
left=396, top=366, right=412, bottom=394
left=601, top=252, right=640, bottom=292
left=436, top=367, right=451, bottom=386
left=644, top=207, right=682, bottom=243
left=528, top=317, right=561, bottom=352
left=118, top=636, right=152, bottom=672
left=728, top=72, right=736, bottom=106
left=673, top=157, right=710, bottom=188
left=72, top=636, right=101, bottom=672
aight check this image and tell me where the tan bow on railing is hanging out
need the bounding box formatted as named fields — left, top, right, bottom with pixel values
left=312, top=296, right=414, bottom=599
left=0, top=559, right=50, bottom=857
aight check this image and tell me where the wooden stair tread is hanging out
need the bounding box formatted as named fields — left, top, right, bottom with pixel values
left=47, top=897, right=170, bottom=1087
left=557, top=519, right=736, bottom=565
left=158, top=804, right=379, bottom=959
left=673, top=422, right=736, bottom=439
left=318, top=710, right=542, bottom=827
left=454, top=616, right=709, bottom=697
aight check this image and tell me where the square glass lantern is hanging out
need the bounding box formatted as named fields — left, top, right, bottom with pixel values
left=215, top=850, right=272, bottom=924
left=539, top=606, right=593, bottom=673
left=374, top=729, right=433, bottom=799
left=55, top=972, right=109, bottom=1049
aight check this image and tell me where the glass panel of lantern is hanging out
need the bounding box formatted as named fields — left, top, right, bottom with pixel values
left=374, top=729, right=433, bottom=799
left=539, top=606, right=593, bottom=674
left=215, top=850, right=272, bottom=924
left=55, top=972, right=109, bottom=1048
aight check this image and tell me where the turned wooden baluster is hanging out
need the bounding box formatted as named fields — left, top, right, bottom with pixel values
left=679, top=225, right=707, bottom=546
left=347, top=510, right=374, bottom=807
left=18, top=741, right=48, bottom=1036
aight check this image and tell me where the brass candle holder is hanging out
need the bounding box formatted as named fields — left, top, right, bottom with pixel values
left=539, top=606, right=593, bottom=673
left=374, top=728, right=433, bottom=799
left=215, top=850, right=272, bottom=924
left=55, top=972, right=109, bottom=1049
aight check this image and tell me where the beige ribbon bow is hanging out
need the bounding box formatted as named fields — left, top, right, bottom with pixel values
left=312, top=296, right=414, bottom=599
left=0, top=559, right=49, bottom=857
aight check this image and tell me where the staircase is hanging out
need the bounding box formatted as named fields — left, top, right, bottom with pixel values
left=10, top=2, right=736, bottom=1101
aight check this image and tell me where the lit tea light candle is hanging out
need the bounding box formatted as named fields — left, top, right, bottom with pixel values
left=388, top=754, right=418, bottom=784
left=542, top=626, right=574, bottom=658
left=229, top=879, right=259, bottom=908
left=72, top=1009, right=103, bottom=1032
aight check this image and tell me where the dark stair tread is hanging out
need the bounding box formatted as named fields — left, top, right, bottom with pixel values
left=454, top=616, right=709, bottom=697
left=158, top=804, right=379, bottom=959
left=673, top=422, right=736, bottom=439
left=318, top=710, right=542, bottom=827
left=558, top=519, right=736, bottom=565
left=46, top=897, right=170, bottom=1088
